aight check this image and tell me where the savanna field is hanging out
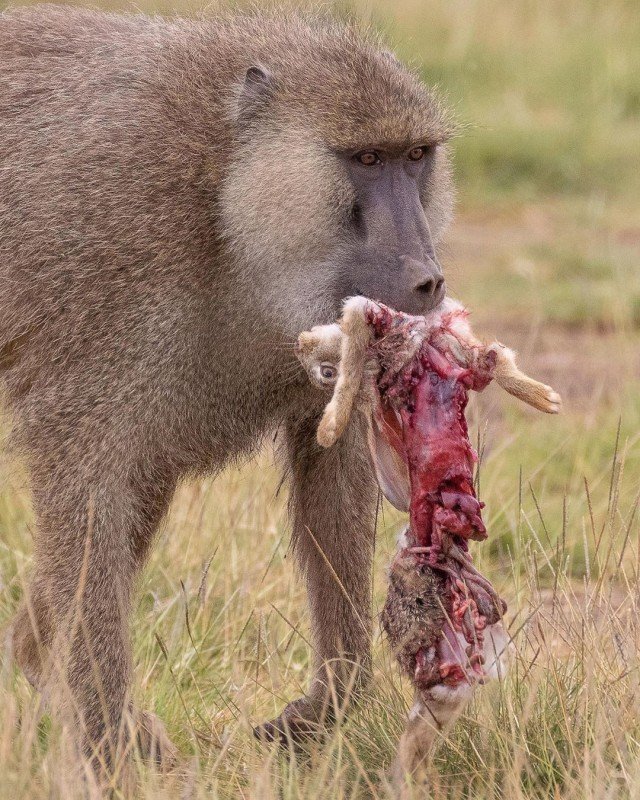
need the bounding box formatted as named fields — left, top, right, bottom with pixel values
left=1, top=0, right=640, bottom=797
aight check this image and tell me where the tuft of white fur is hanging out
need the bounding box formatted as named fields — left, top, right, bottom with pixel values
left=482, top=622, right=512, bottom=681
left=341, top=294, right=374, bottom=317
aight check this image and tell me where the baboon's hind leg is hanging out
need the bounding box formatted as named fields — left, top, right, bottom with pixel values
left=12, top=458, right=178, bottom=775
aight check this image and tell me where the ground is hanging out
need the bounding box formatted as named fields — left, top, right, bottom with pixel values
left=1, top=1, right=640, bottom=798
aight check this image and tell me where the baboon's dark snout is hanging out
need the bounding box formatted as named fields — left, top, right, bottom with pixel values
left=415, top=274, right=445, bottom=297
left=403, top=256, right=446, bottom=312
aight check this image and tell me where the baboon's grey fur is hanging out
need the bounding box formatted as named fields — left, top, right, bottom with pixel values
left=0, top=4, right=455, bottom=768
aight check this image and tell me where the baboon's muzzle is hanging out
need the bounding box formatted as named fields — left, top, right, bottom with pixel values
left=345, top=159, right=446, bottom=316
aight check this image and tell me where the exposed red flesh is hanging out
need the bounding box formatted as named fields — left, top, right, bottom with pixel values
left=369, top=303, right=506, bottom=687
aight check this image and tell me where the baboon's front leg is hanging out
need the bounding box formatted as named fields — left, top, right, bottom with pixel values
left=256, top=411, right=378, bottom=745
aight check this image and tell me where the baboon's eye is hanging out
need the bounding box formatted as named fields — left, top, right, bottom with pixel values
left=355, top=150, right=382, bottom=166
left=320, top=363, right=337, bottom=381
left=408, top=146, right=428, bottom=161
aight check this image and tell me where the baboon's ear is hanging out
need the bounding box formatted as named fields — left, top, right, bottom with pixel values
left=236, top=65, right=277, bottom=124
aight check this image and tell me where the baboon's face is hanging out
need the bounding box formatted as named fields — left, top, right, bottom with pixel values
left=332, top=144, right=448, bottom=316
left=220, top=55, right=454, bottom=331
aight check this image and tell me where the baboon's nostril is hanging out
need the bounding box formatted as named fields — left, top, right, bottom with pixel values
left=403, top=255, right=445, bottom=303
left=416, top=278, right=436, bottom=295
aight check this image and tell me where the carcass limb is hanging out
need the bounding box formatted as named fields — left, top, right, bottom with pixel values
left=315, top=297, right=376, bottom=447
left=296, top=296, right=561, bottom=452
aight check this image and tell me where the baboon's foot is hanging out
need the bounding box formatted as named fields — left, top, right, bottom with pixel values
left=253, top=695, right=334, bottom=750
left=11, top=600, right=52, bottom=689
left=130, top=709, right=180, bottom=772
left=76, top=712, right=180, bottom=796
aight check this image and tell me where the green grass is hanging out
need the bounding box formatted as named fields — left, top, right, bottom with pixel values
left=452, top=211, right=640, bottom=330
left=376, top=0, right=640, bottom=206
left=2, top=0, right=640, bottom=797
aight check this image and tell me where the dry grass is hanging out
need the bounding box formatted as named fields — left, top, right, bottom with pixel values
left=2, top=0, right=640, bottom=797
left=2, top=378, right=640, bottom=799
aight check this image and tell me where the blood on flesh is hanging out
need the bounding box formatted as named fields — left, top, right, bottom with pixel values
left=370, top=303, right=507, bottom=688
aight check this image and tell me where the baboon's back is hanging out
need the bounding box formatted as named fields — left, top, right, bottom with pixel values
left=0, top=6, right=238, bottom=466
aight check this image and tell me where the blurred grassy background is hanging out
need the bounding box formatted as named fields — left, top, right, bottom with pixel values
left=1, top=1, right=640, bottom=797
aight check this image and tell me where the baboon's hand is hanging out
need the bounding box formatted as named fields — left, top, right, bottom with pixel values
left=130, top=708, right=180, bottom=772
left=253, top=695, right=330, bottom=751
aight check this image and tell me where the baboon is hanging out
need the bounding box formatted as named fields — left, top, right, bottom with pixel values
left=0, top=4, right=455, bottom=771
